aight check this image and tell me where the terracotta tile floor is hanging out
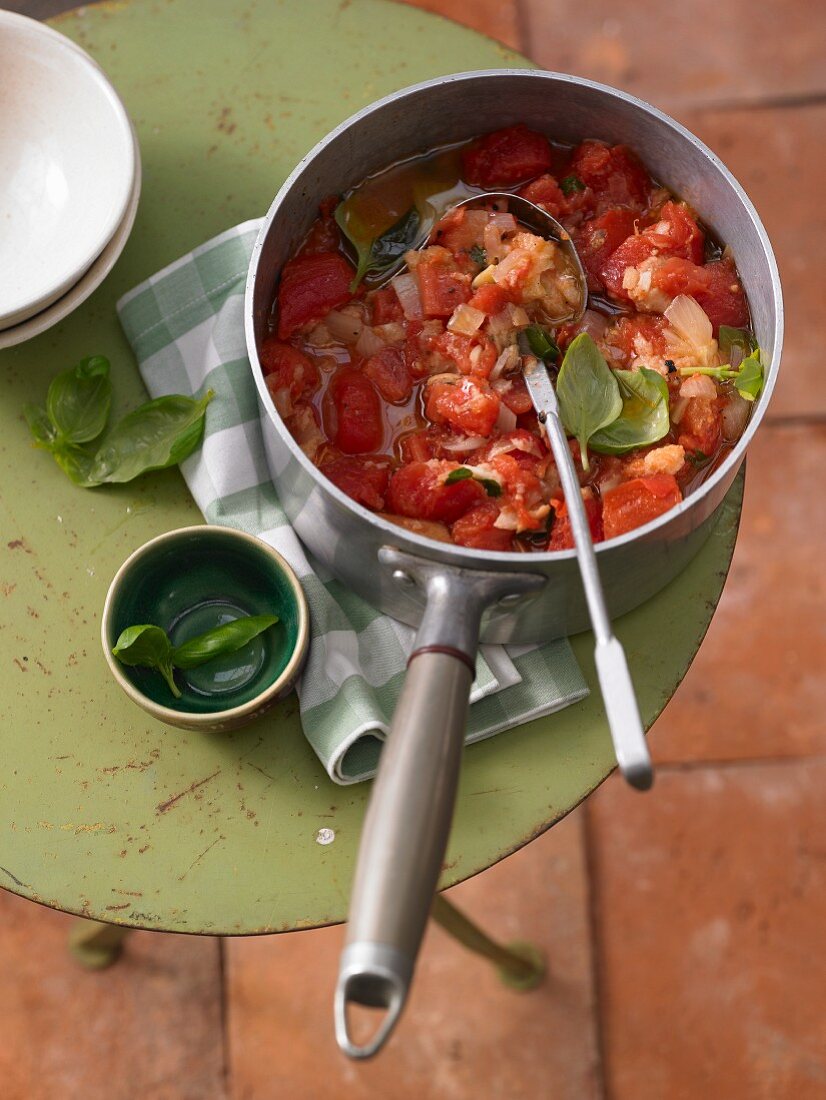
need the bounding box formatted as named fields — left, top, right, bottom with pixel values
left=4, top=1, right=824, bottom=1097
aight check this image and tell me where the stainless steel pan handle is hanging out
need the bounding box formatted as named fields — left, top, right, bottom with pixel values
left=334, top=548, right=545, bottom=1059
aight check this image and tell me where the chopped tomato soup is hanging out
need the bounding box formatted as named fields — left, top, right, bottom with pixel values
left=262, top=125, right=756, bottom=551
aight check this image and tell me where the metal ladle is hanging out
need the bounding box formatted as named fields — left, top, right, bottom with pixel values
left=448, top=193, right=652, bottom=790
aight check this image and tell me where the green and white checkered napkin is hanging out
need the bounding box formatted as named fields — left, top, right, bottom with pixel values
left=117, top=220, right=588, bottom=784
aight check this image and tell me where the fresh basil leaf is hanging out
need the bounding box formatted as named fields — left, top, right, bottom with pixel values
left=24, top=404, right=57, bottom=449
left=46, top=356, right=111, bottom=444
left=718, top=326, right=756, bottom=361
left=560, top=175, right=585, bottom=196
left=479, top=478, right=502, bottom=498
left=469, top=244, right=487, bottom=267
left=52, top=443, right=97, bottom=487
left=520, top=324, right=559, bottom=364
left=444, top=465, right=501, bottom=496
left=171, top=614, right=278, bottom=670
left=112, top=624, right=180, bottom=698
left=555, top=333, right=623, bottom=471
left=734, top=352, right=763, bottom=402
left=589, top=368, right=670, bottom=454
left=87, top=390, right=214, bottom=485
left=336, top=202, right=421, bottom=291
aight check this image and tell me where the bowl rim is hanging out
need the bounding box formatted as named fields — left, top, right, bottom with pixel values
left=245, top=67, right=784, bottom=564
left=101, top=525, right=310, bottom=728
left=0, top=9, right=136, bottom=327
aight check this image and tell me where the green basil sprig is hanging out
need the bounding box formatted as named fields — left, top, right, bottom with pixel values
left=335, top=203, right=421, bottom=291
left=25, top=357, right=214, bottom=487
left=677, top=349, right=764, bottom=402
left=559, top=175, right=586, bottom=196
left=445, top=466, right=502, bottom=497
left=589, top=368, right=670, bottom=455
left=555, top=333, right=623, bottom=471
left=469, top=244, right=487, bottom=268
left=113, top=615, right=279, bottom=699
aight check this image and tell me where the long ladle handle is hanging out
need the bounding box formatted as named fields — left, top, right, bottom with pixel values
left=535, top=374, right=653, bottom=790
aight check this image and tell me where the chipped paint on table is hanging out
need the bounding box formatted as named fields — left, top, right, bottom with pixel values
left=0, top=0, right=742, bottom=934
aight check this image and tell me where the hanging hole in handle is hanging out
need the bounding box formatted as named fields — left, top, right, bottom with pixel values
left=334, top=971, right=406, bottom=1059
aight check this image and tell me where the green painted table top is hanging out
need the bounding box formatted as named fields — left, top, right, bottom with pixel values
left=0, top=0, right=742, bottom=935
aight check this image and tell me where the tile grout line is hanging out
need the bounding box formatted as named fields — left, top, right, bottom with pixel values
left=513, top=0, right=534, bottom=61
left=582, top=803, right=612, bottom=1100
left=218, top=936, right=232, bottom=1100
left=653, top=752, right=826, bottom=773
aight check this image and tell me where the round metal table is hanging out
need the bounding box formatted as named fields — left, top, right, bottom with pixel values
left=0, top=0, right=742, bottom=938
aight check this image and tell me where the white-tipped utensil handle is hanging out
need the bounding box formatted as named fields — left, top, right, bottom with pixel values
left=594, top=636, right=652, bottom=790
left=522, top=359, right=653, bottom=790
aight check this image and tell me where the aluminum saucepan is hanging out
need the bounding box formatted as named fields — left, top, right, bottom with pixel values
left=244, top=70, right=783, bottom=1058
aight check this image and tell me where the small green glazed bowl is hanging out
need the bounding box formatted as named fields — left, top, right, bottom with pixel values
left=101, top=525, right=309, bottom=732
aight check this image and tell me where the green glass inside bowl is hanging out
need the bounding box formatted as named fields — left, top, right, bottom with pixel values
left=106, top=528, right=301, bottom=713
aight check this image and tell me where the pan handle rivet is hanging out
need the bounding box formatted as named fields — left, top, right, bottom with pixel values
left=498, top=592, right=525, bottom=607
left=391, top=568, right=416, bottom=589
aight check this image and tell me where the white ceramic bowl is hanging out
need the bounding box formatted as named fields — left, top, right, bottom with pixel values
left=0, top=11, right=136, bottom=331
left=0, top=118, right=142, bottom=351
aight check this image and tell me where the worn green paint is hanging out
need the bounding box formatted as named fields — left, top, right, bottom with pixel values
left=0, top=0, right=742, bottom=934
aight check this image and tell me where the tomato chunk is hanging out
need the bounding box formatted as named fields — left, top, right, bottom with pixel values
left=319, top=454, right=393, bottom=511
left=370, top=286, right=404, bottom=325
left=677, top=398, right=722, bottom=457
left=277, top=252, right=355, bottom=339
left=462, top=125, right=553, bottom=188
left=451, top=501, right=513, bottom=551
left=328, top=368, right=384, bottom=454
left=387, top=461, right=485, bottom=524
left=363, top=346, right=413, bottom=404
left=548, top=491, right=604, bottom=550
left=569, top=141, right=652, bottom=211
left=574, top=208, right=638, bottom=293
left=602, top=475, right=682, bottom=539
left=259, top=340, right=320, bottom=401
left=601, top=202, right=705, bottom=299
left=434, top=331, right=498, bottom=377
left=416, top=261, right=471, bottom=318
left=299, top=196, right=342, bottom=256
left=693, top=258, right=750, bottom=334
left=518, top=174, right=566, bottom=218
left=468, top=283, right=510, bottom=316
left=425, top=377, right=500, bottom=436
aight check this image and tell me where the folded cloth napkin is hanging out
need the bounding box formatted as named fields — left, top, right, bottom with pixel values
left=117, top=221, right=588, bottom=784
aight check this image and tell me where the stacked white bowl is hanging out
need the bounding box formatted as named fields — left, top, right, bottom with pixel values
left=0, top=11, right=141, bottom=349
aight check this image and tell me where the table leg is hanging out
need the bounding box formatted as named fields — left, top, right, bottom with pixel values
left=68, top=919, right=131, bottom=970
left=430, top=894, right=545, bottom=991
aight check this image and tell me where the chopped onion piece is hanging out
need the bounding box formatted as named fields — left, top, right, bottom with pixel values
left=487, top=435, right=541, bottom=459
left=375, top=322, right=406, bottom=343
left=670, top=395, right=690, bottom=424
left=664, top=295, right=718, bottom=366
left=324, top=310, right=363, bottom=345
left=447, top=303, right=486, bottom=335
left=680, top=374, right=718, bottom=399
left=495, top=403, right=518, bottom=432
left=391, top=272, right=423, bottom=320
left=489, top=345, right=519, bottom=381
left=493, top=505, right=519, bottom=531
left=665, top=294, right=713, bottom=345
left=442, top=435, right=487, bottom=453
left=721, top=392, right=751, bottom=441
left=488, top=212, right=518, bottom=231
left=355, top=325, right=385, bottom=359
